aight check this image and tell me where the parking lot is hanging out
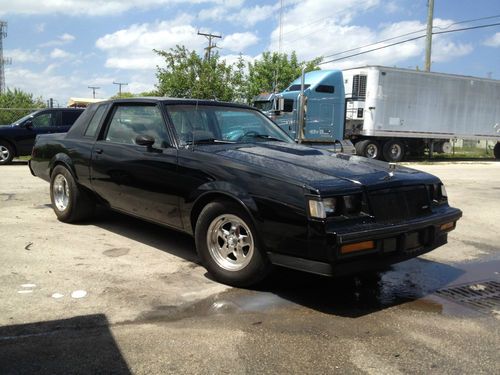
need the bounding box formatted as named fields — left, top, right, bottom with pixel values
left=1, top=161, right=499, bottom=374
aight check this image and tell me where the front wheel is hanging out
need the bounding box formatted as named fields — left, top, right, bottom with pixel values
left=50, top=165, right=95, bottom=223
left=0, top=141, right=14, bottom=165
left=195, top=200, right=272, bottom=287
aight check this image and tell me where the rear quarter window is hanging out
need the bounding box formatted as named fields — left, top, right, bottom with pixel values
left=84, top=105, right=108, bottom=138
left=61, top=110, right=83, bottom=126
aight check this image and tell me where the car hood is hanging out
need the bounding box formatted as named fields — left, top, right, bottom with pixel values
left=198, top=142, right=438, bottom=192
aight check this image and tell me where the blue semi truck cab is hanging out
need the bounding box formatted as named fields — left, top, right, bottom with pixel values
left=257, top=70, right=354, bottom=154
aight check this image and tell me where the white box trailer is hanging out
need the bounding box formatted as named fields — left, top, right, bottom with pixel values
left=343, top=66, right=500, bottom=161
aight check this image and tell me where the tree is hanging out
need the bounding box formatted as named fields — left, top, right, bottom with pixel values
left=0, top=88, right=44, bottom=125
left=154, top=45, right=243, bottom=102
left=246, top=52, right=322, bottom=103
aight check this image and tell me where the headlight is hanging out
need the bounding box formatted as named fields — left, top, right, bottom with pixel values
left=308, top=195, right=361, bottom=219
left=430, top=183, right=447, bottom=203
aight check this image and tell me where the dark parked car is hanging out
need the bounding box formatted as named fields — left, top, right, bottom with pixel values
left=29, top=98, right=462, bottom=286
left=0, top=108, right=84, bottom=164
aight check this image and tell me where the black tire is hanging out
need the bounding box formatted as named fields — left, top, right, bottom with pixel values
left=0, top=140, right=14, bottom=165
left=494, top=142, right=500, bottom=160
left=355, top=139, right=381, bottom=160
left=50, top=165, right=95, bottom=223
left=382, top=139, right=405, bottom=162
left=195, top=200, right=272, bottom=287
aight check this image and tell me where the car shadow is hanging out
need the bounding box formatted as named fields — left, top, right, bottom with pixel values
left=86, top=209, right=464, bottom=318
left=0, top=314, right=131, bottom=374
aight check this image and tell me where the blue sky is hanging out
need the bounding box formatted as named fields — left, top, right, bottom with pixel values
left=1, top=0, right=500, bottom=105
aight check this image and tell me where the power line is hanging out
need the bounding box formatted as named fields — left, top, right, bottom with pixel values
left=320, top=14, right=500, bottom=60
left=319, top=21, right=500, bottom=66
left=113, top=81, right=128, bottom=97
left=88, top=86, right=100, bottom=99
left=197, top=31, right=221, bottom=61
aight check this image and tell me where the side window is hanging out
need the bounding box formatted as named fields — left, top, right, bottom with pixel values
left=61, top=111, right=82, bottom=126
left=105, top=105, right=168, bottom=148
left=31, top=113, right=53, bottom=128
left=84, top=105, right=107, bottom=138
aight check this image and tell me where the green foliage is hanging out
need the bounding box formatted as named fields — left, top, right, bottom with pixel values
left=245, top=51, right=322, bottom=103
left=154, top=45, right=246, bottom=102
left=0, top=88, right=44, bottom=125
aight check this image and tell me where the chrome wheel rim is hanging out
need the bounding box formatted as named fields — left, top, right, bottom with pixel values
left=53, top=174, right=70, bottom=211
left=0, top=145, right=10, bottom=162
left=207, top=214, right=254, bottom=271
left=366, top=143, right=378, bottom=158
left=389, top=143, right=402, bottom=159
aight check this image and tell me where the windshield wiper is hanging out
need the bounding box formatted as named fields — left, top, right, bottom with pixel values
left=186, top=138, right=236, bottom=145
left=251, top=134, right=285, bottom=142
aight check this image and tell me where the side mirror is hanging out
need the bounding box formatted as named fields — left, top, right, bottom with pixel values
left=274, top=97, right=284, bottom=112
left=23, top=120, right=34, bottom=129
left=135, top=135, right=155, bottom=149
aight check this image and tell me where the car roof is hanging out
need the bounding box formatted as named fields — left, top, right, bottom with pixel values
left=95, top=97, right=257, bottom=111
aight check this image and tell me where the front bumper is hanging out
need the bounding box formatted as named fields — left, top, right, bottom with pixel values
left=267, top=207, right=462, bottom=277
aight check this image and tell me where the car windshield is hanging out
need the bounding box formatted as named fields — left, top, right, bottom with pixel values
left=166, top=105, right=293, bottom=146
left=12, top=112, right=36, bottom=126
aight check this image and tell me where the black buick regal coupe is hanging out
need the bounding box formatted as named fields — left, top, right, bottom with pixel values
left=29, top=98, right=462, bottom=286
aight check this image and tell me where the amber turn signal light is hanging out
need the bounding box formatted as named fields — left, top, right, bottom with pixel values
left=440, top=222, right=455, bottom=232
left=340, top=240, right=375, bottom=254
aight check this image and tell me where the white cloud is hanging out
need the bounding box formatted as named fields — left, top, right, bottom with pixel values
left=40, top=33, right=76, bottom=47
left=199, top=3, right=279, bottom=27
left=483, top=32, right=500, bottom=48
left=221, top=32, right=259, bottom=53
left=5, top=49, right=46, bottom=64
left=35, top=23, right=46, bottom=33
left=96, top=17, right=206, bottom=71
left=266, top=1, right=473, bottom=70
left=0, top=0, right=232, bottom=16
left=50, top=48, right=73, bottom=59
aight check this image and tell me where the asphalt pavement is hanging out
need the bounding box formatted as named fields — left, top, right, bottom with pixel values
left=0, top=160, right=499, bottom=374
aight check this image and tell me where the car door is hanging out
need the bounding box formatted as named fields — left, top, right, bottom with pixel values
left=90, top=102, right=183, bottom=229
left=16, top=110, right=58, bottom=155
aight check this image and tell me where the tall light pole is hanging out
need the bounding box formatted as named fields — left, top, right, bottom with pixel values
left=197, top=31, right=221, bottom=61
left=424, top=0, right=435, bottom=72
left=88, top=86, right=100, bottom=99
left=113, top=81, right=128, bottom=97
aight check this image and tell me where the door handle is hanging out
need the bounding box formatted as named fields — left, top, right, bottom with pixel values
left=95, top=148, right=103, bottom=154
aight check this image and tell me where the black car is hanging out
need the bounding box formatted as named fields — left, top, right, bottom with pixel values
left=29, top=98, right=462, bottom=286
left=0, top=108, right=84, bottom=164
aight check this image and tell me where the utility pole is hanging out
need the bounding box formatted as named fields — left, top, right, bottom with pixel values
left=113, top=81, right=128, bottom=97
left=88, top=86, right=100, bottom=99
left=424, top=0, right=434, bottom=72
left=0, top=20, right=12, bottom=94
left=197, top=31, right=221, bottom=61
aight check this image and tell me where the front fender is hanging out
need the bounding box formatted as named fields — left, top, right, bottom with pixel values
left=183, top=181, right=262, bottom=234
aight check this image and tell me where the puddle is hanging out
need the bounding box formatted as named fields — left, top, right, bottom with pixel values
left=133, top=258, right=500, bottom=323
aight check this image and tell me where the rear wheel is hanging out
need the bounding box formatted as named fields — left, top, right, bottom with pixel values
left=494, top=142, right=500, bottom=159
left=355, top=139, right=381, bottom=160
left=50, top=165, right=95, bottom=222
left=195, top=200, right=272, bottom=287
left=0, top=141, right=14, bottom=165
left=382, top=140, right=405, bottom=162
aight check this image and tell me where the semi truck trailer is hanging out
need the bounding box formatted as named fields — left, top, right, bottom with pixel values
left=259, top=66, right=500, bottom=161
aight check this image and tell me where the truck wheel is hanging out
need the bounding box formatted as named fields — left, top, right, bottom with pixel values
left=50, top=165, right=95, bottom=223
left=0, top=141, right=14, bottom=165
left=382, top=140, right=405, bottom=162
left=355, top=140, right=380, bottom=160
left=195, top=200, right=272, bottom=287
left=494, top=142, right=500, bottom=159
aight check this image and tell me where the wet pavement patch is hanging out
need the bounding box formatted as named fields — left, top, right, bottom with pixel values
left=103, top=248, right=130, bottom=257
left=435, top=280, right=500, bottom=316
